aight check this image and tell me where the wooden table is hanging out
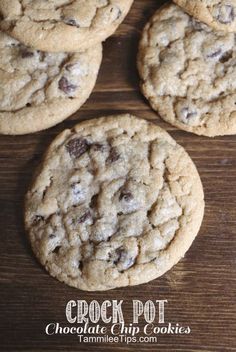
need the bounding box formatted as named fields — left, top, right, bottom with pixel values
left=0, top=1, right=236, bottom=351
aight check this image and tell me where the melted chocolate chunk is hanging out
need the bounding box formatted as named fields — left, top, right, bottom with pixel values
left=78, top=210, right=92, bottom=224
left=110, top=6, right=122, bottom=20
left=215, top=5, right=235, bottom=24
left=107, top=147, right=120, bottom=163
left=113, top=247, right=123, bottom=265
left=71, top=182, right=81, bottom=195
left=62, top=16, right=79, bottom=27
left=33, top=215, right=44, bottom=224
left=90, top=194, right=99, bottom=209
left=181, top=107, right=197, bottom=120
left=66, top=138, right=90, bottom=158
left=114, top=247, right=135, bottom=270
left=116, top=8, right=122, bottom=20
left=119, top=191, right=133, bottom=202
left=207, top=48, right=222, bottom=59
left=78, top=261, right=84, bottom=271
left=52, top=246, right=61, bottom=254
left=58, top=76, right=77, bottom=95
left=220, top=50, right=233, bottom=63
left=122, top=256, right=135, bottom=270
left=20, top=49, right=34, bottom=58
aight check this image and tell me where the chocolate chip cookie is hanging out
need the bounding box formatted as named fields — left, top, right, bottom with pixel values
left=138, top=3, right=236, bottom=137
left=0, top=31, right=102, bottom=135
left=174, top=0, right=236, bottom=32
left=0, top=0, right=133, bottom=52
left=25, top=114, right=204, bottom=291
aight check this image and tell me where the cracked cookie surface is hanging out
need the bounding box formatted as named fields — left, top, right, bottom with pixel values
left=0, top=0, right=133, bottom=52
left=0, top=31, right=102, bottom=135
left=138, top=3, right=236, bottom=137
left=174, top=0, right=236, bottom=32
left=25, top=114, right=204, bottom=291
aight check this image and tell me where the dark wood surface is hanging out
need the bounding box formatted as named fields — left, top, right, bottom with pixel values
left=0, top=1, right=236, bottom=351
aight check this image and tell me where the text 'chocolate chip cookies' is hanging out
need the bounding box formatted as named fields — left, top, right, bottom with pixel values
left=0, top=32, right=102, bottom=135
left=0, top=0, right=134, bottom=52
left=173, top=0, right=236, bottom=32
left=25, top=115, right=204, bottom=291
left=138, top=3, right=236, bottom=137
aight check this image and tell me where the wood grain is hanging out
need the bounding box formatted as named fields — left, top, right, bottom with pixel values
left=0, top=1, right=236, bottom=351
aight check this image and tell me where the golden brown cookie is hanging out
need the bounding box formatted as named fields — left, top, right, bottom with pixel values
left=0, top=0, right=133, bottom=52
left=138, top=3, right=236, bottom=137
left=0, top=31, right=102, bottom=135
left=174, top=0, right=236, bottom=32
left=25, top=115, right=204, bottom=291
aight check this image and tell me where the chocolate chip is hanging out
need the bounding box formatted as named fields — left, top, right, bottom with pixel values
left=113, top=247, right=123, bottom=265
left=110, top=6, right=122, bottom=20
left=66, top=138, right=90, bottom=158
left=116, top=8, right=122, bottom=19
left=78, top=261, right=84, bottom=271
left=78, top=210, right=92, bottom=224
left=207, top=48, right=222, bottom=59
left=215, top=5, right=235, bottom=24
left=42, top=188, right=47, bottom=199
left=90, top=194, right=98, bottom=209
left=20, top=49, right=34, bottom=58
left=181, top=107, right=197, bottom=120
left=119, top=191, right=133, bottom=202
left=52, top=246, right=61, bottom=254
left=62, top=16, right=79, bottom=27
left=122, top=256, right=135, bottom=270
left=220, top=50, right=233, bottom=63
left=107, top=147, right=120, bottom=163
left=71, top=182, right=81, bottom=195
left=58, top=76, right=77, bottom=95
left=33, top=215, right=44, bottom=224
left=113, top=247, right=135, bottom=270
